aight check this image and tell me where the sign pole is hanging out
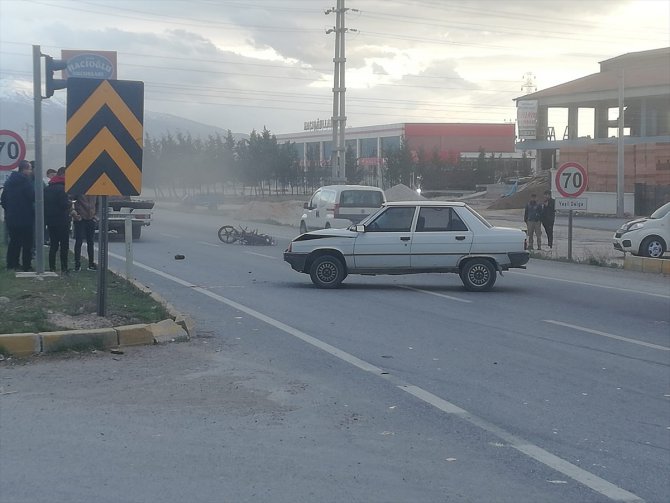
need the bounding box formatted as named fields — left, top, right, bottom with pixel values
left=567, top=209, right=573, bottom=261
left=124, top=215, right=133, bottom=279
left=32, top=45, right=45, bottom=274
left=96, top=196, right=108, bottom=316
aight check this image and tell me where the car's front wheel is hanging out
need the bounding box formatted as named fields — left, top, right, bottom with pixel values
left=460, top=258, right=497, bottom=292
left=299, top=221, right=307, bottom=234
left=310, top=255, right=345, bottom=288
left=639, top=236, right=666, bottom=258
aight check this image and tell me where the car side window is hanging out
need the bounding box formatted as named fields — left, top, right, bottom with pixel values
left=368, top=207, right=415, bottom=232
left=416, top=207, right=469, bottom=232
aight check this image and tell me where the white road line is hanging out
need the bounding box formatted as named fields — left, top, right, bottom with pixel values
left=400, top=286, right=471, bottom=303
left=159, top=233, right=180, bottom=239
left=106, top=250, right=645, bottom=503
left=544, top=320, right=670, bottom=351
left=512, top=271, right=670, bottom=299
left=197, top=241, right=220, bottom=248
left=245, top=251, right=278, bottom=260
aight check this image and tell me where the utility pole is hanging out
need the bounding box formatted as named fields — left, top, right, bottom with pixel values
left=326, top=0, right=351, bottom=183
left=616, top=68, right=625, bottom=217
left=32, top=45, right=45, bottom=275
left=521, top=72, right=537, bottom=94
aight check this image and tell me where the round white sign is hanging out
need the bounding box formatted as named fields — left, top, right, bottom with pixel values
left=555, top=162, right=588, bottom=198
left=0, top=129, right=27, bottom=171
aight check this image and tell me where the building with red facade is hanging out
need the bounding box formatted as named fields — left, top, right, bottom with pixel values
left=276, top=122, right=516, bottom=186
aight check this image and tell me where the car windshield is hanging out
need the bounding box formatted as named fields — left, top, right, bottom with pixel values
left=649, top=202, right=670, bottom=219
left=357, top=205, right=386, bottom=226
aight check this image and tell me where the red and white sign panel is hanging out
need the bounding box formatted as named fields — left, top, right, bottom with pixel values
left=517, top=99, right=538, bottom=140
left=0, top=129, right=27, bottom=171
left=555, top=162, right=588, bottom=198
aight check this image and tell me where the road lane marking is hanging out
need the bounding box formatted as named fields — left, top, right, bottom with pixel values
left=400, top=286, right=471, bottom=303
left=159, top=233, right=180, bottom=238
left=107, top=251, right=645, bottom=503
left=544, top=320, right=670, bottom=351
left=512, top=271, right=670, bottom=299
left=197, top=241, right=220, bottom=248
left=245, top=251, right=278, bottom=260
left=400, top=385, right=643, bottom=503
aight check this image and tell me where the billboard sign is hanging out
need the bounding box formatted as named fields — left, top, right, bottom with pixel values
left=61, top=50, right=117, bottom=79
left=517, top=99, right=537, bottom=140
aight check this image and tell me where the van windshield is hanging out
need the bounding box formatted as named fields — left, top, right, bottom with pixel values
left=650, top=202, right=670, bottom=219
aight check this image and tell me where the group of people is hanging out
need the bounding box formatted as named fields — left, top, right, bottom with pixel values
left=1, top=160, right=98, bottom=274
left=524, top=190, right=556, bottom=251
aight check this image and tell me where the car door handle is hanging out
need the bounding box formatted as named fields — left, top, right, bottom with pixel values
left=455, top=236, right=466, bottom=240
left=400, top=236, right=411, bottom=241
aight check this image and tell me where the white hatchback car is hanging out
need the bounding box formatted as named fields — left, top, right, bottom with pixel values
left=285, top=201, right=529, bottom=291
left=300, top=185, right=386, bottom=233
left=613, top=202, right=670, bottom=258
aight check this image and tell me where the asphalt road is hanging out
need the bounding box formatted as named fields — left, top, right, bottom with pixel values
left=1, top=207, right=669, bottom=503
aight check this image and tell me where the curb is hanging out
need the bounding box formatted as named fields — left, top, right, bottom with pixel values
left=0, top=271, right=196, bottom=359
left=623, top=255, right=670, bottom=275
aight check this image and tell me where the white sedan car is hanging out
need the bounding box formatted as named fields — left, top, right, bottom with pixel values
left=284, top=201, right=529, bottom=291
left=613, top=201, right=670, bottom=258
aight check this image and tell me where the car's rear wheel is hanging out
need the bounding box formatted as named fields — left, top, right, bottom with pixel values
left=639, top=236, right=666, bottom=258
left=299, top=221, right=307, bottom=234
left=460, top=258, right=496, bottom=292
left=310, top=255, right=345, bottom=288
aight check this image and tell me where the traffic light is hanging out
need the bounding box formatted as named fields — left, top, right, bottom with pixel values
left=44, top=55, right=68, bottom=98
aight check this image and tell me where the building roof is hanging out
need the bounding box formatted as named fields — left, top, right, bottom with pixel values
left=515, top=47, right=670, bottom=105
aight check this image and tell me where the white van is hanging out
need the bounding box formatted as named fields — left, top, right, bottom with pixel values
left=300, top=185, right=386, bottom=233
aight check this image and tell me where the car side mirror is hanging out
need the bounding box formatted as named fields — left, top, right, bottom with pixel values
left=303, top=202, right=309, bottom=209
left=355, top=224, right=366, bottom=233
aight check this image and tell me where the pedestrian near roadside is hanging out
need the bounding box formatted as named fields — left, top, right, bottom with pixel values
left=541, top=190, right=556, bottom=249
left=44, top=168, right=56, bottom=185
left=72, top=194, right=98, bottom=271
left=44, top=167, right=71, bottom=273
left=0, top=160, right=35, bottom=271
left=524, top=193, right=543, bottom=250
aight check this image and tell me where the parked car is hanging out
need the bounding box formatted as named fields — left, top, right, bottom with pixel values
left=285, top=201, right=529, bottom=291
left=613, top=201, right=670, bottom=258
left=300, top=185, right=386, bottom=233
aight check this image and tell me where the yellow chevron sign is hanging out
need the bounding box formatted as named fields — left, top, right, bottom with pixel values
left=65, top=78, right=144, bottom=196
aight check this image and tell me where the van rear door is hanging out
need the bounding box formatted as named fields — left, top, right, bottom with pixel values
left=338, top=189, right=385, bottom=224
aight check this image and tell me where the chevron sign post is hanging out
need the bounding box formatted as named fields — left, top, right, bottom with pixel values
left=65, top=78, right=144, bottom=196
left=65, top=78, right=143, bottom=316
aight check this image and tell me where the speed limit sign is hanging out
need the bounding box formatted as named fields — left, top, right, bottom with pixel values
left=555, top=162, right=588, bottom=198
left=0, top=129, right=27, bottom=171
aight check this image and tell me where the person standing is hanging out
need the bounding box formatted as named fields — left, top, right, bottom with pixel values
left=541, top=190, right=556, bottom=249
left=0, top=160, right=35, bottom=271
left=43, top=167, right=71, bottom=273
left=72, top=194, right=98, bottom=271
left=524, top=193, right=543, bottom=251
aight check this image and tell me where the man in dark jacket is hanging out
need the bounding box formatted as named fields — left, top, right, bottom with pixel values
left=541, top=190, right=556, bottom=249
left=0, top=160, right=35, bottom=271
left=44, top=167, right=71, bottom=273
left=524, top=193, right=543, bottom=251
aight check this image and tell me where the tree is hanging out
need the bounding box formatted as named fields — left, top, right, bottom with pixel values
left=383, top=137, right=415, bottom=187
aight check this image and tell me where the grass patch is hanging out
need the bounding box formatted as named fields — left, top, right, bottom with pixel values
left=0, top=228, right=170, bottom=334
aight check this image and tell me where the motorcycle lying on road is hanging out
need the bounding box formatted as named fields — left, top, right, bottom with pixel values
left=217, top=225, right=276, bottom=246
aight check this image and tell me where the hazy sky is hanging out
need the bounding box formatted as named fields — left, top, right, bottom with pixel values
left=1, top=0, right=668, bottom=135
